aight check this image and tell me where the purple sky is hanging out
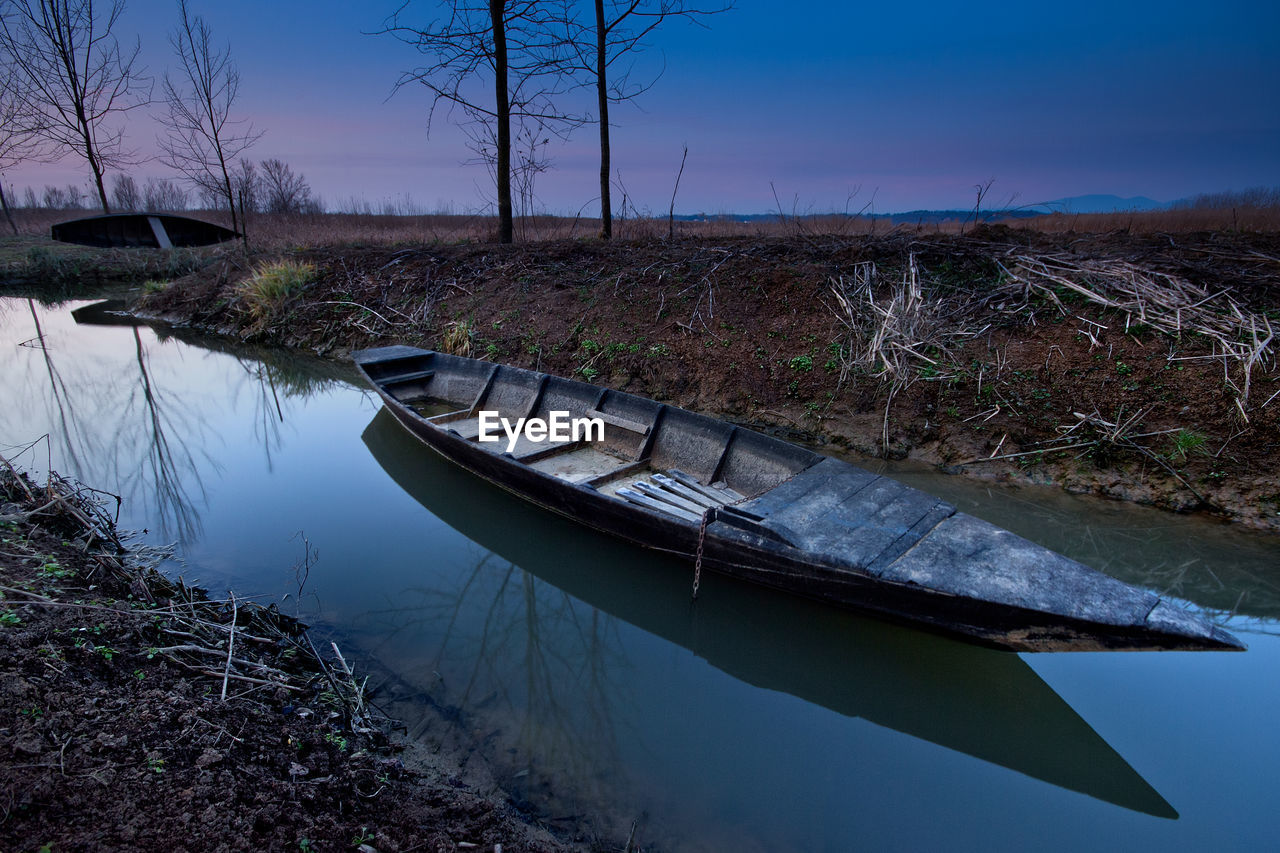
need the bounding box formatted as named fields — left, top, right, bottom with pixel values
left=5, top=0, right=1278, bottom=214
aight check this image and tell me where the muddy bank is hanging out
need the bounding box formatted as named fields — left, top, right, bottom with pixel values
left=135, top=228, right=1280, bottom=532
left=0, top=461, right=583, bottom=852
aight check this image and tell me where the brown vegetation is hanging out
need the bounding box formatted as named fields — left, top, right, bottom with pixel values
left=6, top=198, right=1280, bottom=250
left=138, top=226, right=1280, bottom=530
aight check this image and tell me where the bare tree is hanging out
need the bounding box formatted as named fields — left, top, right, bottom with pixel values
left=0, top=0, right=151, bottom=212
left=231, top=157, right=259, bottom=213
left=41, top=183, right=65, bottom=208
left=158, top=0, right=260, bottom=233
left=109, top=172, right=139, bottom=210
left=558, top=0, right=730, bottom=239
left=382, top=1, right=581, bottom=243
left=259, top=158, right=312, bottom=214
left=1, top=48, right=48, bottom=232
left=142, top=176, right=187, bottom=211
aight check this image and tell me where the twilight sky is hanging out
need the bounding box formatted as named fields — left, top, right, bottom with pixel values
left=5, top=0, right=1278, bottom=214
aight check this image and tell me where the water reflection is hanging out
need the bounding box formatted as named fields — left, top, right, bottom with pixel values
left=2, top=297, right=360, bottom=543
left=361, top=407, right=1178, bottom=819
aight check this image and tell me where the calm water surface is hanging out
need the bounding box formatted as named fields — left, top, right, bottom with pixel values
left=3, top=293, right=1278, bottom=851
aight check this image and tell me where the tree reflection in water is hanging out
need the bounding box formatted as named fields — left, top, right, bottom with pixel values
left=350, top=552, right=634, bottom=830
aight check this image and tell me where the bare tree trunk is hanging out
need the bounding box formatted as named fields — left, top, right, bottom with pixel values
left=0, top=182, right=18, bottom=234
left=86, top=148, right=111, bottom=213
left=76, top=101, right=111, bottom=212
left=490, top=0, right=513, bottom=244
left=594, top=0, right=610, bottom=240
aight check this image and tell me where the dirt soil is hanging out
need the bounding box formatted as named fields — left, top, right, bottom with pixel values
left=0, top=466, right=583, bottom=853
left=139, top=227, right=1280, bottom=531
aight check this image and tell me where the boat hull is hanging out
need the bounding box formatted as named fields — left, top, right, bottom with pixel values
left=355, top=345, right=1244, bottom=652
left=51, top=213, right=238, bottom=248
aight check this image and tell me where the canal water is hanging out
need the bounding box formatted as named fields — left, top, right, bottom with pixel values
left=3, top=292, right=1279, bottom=851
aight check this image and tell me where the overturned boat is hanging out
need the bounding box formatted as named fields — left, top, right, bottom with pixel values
left=354, top=345, right=1244, bottom=653
left=51, top=213, right=238, bottom=248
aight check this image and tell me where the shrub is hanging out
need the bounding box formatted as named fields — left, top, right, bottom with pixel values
left=440, top=319, right=474, bottom=356
left=238, top=259, right=315, bottom=318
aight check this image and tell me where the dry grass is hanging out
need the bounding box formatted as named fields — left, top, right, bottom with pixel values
left=4, top=200, right=1277, bottom=251
left=237, top=259, right=316, bottom=319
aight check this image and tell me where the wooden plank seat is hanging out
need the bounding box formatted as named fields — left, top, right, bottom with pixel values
left=615, top=468, right=744, bottom=522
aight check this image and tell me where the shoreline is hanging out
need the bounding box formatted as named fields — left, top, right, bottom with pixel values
left=129, top=228, right=1280, bottom=532
left=0, top=459, right=583, bottom=852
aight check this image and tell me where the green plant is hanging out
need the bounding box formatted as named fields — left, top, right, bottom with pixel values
left=577, top=365, right=599, bottom=381
left=0, top=611, right=20, bottom=627
left=239, top=259, right=315, bottom=318
left=147, top=756, right=166, bottom=774
left=1168, top=428, right=1208, bottom=461
left=1115, top=361, right=1133, bottom=376
left=324, top=732, right=349, bottom=751
left=352, top=827, right=375, bottom=846
left=38, top=558, right=72, bottom=579
left=788, top=355, right=814, bottom=372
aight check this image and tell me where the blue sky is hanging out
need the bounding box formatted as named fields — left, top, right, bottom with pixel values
left=5, top=0, right=1278, bottom=214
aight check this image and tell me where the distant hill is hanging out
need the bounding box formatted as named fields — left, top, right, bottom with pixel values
left=673, top=194, right=1171, bottom=225
left=1024, top=194, right=1170, bottom=214
left=673, top=209, right=1041, bottom=226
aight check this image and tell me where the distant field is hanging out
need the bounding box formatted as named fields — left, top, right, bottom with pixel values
left=6, top=203, right=1279, bottom=248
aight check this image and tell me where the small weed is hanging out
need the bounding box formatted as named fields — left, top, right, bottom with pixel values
left=788, top=355, right=814, bottom=372
left=147, top=756, right=166, bottom=774
left=577, top=365, right=599, bottom=381
left=484, top=341, right=500, bottom=360
left=352, top=827, right=375, bottom=846
left=1115, top=361, right=1134, bottom=376
left=0, top=611, right=21, bottom=627
left=1168, top=429, right=1208, bottom=461
left=38, top=558, right=72, bottom=579
left=324, top=732, right=349, bottom=752
left=440, top=319, right=474, bottom=356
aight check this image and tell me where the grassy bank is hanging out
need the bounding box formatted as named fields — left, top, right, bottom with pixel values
left=0, top=458, right=579, bottom=852
left=134, top=227, right=1280, bottom=531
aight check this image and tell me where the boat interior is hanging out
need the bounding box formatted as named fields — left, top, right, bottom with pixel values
left=362, top=349, right=820, bottom=521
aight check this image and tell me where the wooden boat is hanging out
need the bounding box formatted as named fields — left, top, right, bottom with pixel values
left=354, top=344, right=1245, bottom=652
left=51, top=213, right=238, bottom=248
left=362, top=406, right=1178, bottom=817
